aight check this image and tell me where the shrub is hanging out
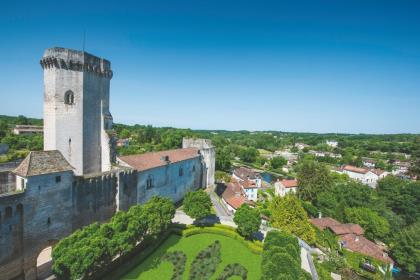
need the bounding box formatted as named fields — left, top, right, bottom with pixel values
left=161, top=251, right=187, bottom=280
left=217, top=263, right=248, bottom=280
left=189, top=241, right=221, bottom=280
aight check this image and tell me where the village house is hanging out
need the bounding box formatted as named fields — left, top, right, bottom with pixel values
left=273, top=150, right=298, bottom=165
left=326, top=140, right=338, bottom=148
left=221, top=181, right=254, bottom=213
left=231, top=167, right=260, bottom=201
left=294, top=142, right=310, bottom=150
left=336, top=165, right=388, bottom=188
left=274, top=179, right=298, bottom=197
left=12, top=125, right=43, bottom=135
left=310, top=218, right=393, bottom=264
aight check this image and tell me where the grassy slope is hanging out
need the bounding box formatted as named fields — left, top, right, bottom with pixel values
left=120, top=233, right=262, bottom=280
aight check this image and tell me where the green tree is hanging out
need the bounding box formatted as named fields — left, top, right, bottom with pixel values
left=240, top=147, right=258, bottom=163
left=390, top=222, right=420, bottom=272
left=216, top=147, right=232, bottom=171
left=183, top=190, right=212, bottom=220
left=297, top=160, right=333, bottom=201
left=233, top=204, right=261, bottom=239
left=270, top=156, right=287, bottom=169
left=269, top=194, right=316, bottom=244
left=344, top=207, right=390, bottom=240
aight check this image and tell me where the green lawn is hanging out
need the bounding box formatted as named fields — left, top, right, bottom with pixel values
left=120, top=233, right=262, bottom=280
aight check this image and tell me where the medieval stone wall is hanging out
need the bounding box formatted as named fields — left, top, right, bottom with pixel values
left=136, top=157, right=203, bottom=205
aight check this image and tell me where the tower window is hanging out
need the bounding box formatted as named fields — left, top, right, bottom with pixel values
left=64, top=90, right=75, bottom=105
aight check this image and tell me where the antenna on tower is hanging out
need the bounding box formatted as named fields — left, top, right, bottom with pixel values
left=82, top=29, right=86, bottom=52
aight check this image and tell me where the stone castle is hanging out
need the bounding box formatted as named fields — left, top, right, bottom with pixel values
left=0, top=47, right=215, bottom=280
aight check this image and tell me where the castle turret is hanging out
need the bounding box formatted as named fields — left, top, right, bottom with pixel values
left=41, top=47, right=114, bottom=175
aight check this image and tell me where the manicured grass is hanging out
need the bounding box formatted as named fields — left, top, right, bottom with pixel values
left=120, top=233, right=262, bottom=280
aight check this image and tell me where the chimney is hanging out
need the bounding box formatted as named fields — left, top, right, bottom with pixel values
left=318, top=211, right=322, bottom=219
left=355, top=236, right=359, bottom=242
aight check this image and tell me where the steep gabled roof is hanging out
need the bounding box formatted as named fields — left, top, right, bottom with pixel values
left=13, top=150, right=74, bottom=177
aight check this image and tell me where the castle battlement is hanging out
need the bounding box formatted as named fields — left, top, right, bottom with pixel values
left=40, top=47, right=113, bottom=79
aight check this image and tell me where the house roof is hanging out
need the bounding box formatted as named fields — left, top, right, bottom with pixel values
left=13, top=150, right=74, bottom=177
left=329, top=223, right=365, bottom=236
left=118, top=148, right=200, bottom=171
left=222, top=182, right=247, bottom=210
left=233, top=167, right=258, bottom=180
left=280, top=179, right=298, bottom=188
left=343, top=165, right=369, bottom=174
left=240, top=179, right=258, bottom=189
left=340, top=234, right=393, bottom=263
left=310, top=218, right=341, bottom=231
left=371, top=169, right=385, bottom=176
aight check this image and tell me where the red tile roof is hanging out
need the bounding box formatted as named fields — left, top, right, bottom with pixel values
left=310, top=218, right=341, bottom=231
left=330, top=223, right=364, bottom=236
left=222, top=182, right=247, bottom=210
left=240, top=179, right=258, bottom=189
left=280, top=179, right=298, bottom=188
left=371, top=169, right=385, bottom=176
left=233, top=167, right=258, bottom=180
left=343, top=165, right=369, bottom=174
left=340, top=234, right=393, bottom=263
left=118, top=148, right=200, bottom=171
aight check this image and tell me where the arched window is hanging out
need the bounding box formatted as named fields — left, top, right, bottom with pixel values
left=146, top=175, right=153, bottom=189
left=64, top=90, right=75, bottom=105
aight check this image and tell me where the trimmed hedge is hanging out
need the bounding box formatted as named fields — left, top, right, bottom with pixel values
left=181, top=225, right=263, bottom=254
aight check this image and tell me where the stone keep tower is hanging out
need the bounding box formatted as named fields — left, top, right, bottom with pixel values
left=41, top=47, right=114, bottom=175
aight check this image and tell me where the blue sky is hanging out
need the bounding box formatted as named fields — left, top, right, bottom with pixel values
left=1, top=0, right=419, bottom=133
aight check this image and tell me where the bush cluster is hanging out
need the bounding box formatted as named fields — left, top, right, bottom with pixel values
left=217, top=263, right=248, bottom=280
left=262, top=230, right=308, bottom=280
left=161, top=251, right=187, bottom=280
left=189, top=240, right=221, bottom=280
left=52, top=196, right=175, bottom=280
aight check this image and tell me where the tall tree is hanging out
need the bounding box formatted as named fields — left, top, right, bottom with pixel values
left=269, top=194, right=316, bottom=244
left=233, top=204, right=261, bottom=239
left=297, top=160, right=333, bottom=201
left=183, top=190, right=212, bottom=220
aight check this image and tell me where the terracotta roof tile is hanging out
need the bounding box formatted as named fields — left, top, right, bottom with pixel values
left=280, top=179, right=298, bottom=188
left=340, top=234, right=393, bottom=263
left=118, top=148, right=200, bottom=171
left=343, top=165, right=369, bottom=174
left=233, top=167, right=258, bottom=180
left=310, top=218, right=341, bottom=231
left=329, top=223, right=365, bottom=236
left=13, top=150, right=74, bottom=177
left=222, top=182, right=247, bottom=210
